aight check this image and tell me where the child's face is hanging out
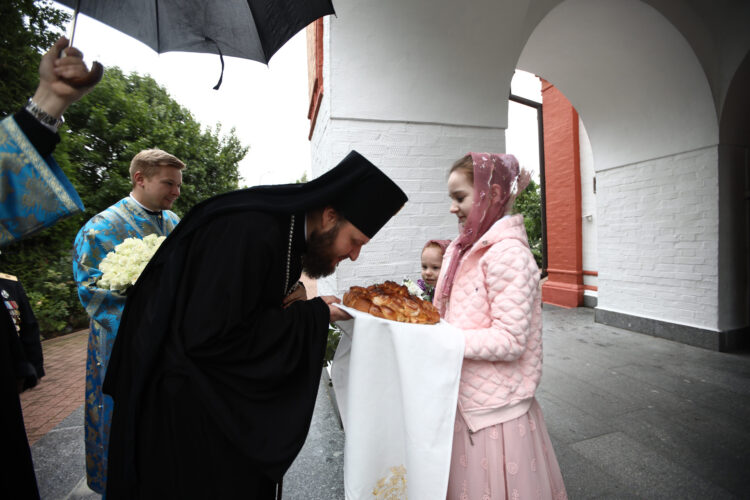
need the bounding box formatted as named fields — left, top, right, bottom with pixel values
left=448, top=170, right=474, bottom=228
left=421, top=246, right=443, bottom=287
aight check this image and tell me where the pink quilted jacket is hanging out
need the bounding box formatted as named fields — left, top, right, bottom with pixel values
left=434, top=214, right=542, bottom=432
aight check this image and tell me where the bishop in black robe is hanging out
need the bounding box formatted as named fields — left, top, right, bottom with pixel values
left=103, top=151, right=407, bottom=498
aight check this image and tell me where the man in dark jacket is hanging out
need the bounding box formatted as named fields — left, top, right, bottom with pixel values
left=1, top=273, right=45, bottom=393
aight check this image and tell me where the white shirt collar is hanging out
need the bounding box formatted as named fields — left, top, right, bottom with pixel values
left=129, top=194, right=161, bottom=214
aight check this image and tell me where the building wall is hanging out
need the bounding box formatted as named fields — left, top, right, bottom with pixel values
left=311, top=15, right=508, bottom=297
left=313, top=118, right=506, bottom=296
left=717, top=143, right=750, bottom=332
left=309, top=16, right=337, bottom=296
left=717, top=52, right=750, bottom=334
left=596, top=146, right=719, bottom=330
left=517, top=0, right=728, bottom=341
left=326, top=0, right=523, bottom=128
left=541, top=82, right=584, bottom=308
left=309, top=0, right=749, bottom=347
left=518, top=0, right=719, bottom=170
left=579, top=118, right=598, bottom=299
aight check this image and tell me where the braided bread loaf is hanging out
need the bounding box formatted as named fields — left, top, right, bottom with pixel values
left=343, top=281, right=440, bottom=324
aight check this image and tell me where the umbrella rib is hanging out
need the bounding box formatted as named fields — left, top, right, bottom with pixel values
left=155, top=0, right=161, bottom=52
left=245, top=0, right=269, bottom=63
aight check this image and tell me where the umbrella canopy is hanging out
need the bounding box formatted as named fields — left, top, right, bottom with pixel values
left=55, top=0, right=335, bottom=79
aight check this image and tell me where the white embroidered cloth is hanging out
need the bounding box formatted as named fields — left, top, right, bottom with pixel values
left=331, top=305, right=465, bottom=500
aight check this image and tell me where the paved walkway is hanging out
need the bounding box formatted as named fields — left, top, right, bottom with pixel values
left=20, top=330, right=87, bottom=445
left=22, top=307, right=750, bottom=499
left=540, top=307, right=750, bottom=499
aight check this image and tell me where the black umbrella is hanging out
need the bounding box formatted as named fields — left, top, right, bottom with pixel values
left=55, top=0, right=335, bottom=88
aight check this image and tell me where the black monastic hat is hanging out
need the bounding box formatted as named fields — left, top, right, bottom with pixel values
left=325, top=151, right=407, bottom=238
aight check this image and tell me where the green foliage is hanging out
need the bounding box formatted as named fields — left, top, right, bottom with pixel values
left=325, top=323, right=342, bottom=366
left=513, top=178, right=543, bottom=268
left=56, top=68, right=247, bottom=219
left=0, top=0, right=69, bottom=115
left=25, top=255, right=87, bottom=338
left=1, top=3, right=248, bottom=337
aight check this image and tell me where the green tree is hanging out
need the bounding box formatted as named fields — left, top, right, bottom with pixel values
left=56, top=68, right=246, bottom=219
left=513, top=178, right=543, bottom=268
left=0, top=0, right=69, bottom=115
left=1, top=65, right=248, bottom=337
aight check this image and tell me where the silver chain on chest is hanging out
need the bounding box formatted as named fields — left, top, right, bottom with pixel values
left=283, top=214, right=295, bottom=295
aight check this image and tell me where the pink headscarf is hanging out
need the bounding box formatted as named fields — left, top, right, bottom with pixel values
left=423, top=239, right=451, bottom=254
left=439, top=153, right=529, bottom=310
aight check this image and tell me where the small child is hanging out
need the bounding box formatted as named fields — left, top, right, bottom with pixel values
left=415, top=239, right=451, bottom=302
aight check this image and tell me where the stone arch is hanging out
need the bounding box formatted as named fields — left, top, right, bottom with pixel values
left=516, top=0, right=717, bottom=169
left=515, top=0, right=727, bottom=346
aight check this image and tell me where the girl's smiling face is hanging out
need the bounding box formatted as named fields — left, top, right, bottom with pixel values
left=421, top=245, right=443, bottom=287
left=448, top=170, right=474, bottom=228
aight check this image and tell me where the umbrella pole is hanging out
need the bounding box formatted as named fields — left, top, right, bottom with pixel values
left=68, top=0, right=81, bottom=48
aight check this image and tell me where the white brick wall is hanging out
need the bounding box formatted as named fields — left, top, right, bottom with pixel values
left=580, top=117, right=598, bottom=294
left=596, top=146, right=719, bottom=330
left=311, top=46, right=506, bottom=295
left=307, top=21, right=511, bottom=296
left=309, top=18, right=337, bottom=296
left=312, top=118, right=505, bottom=296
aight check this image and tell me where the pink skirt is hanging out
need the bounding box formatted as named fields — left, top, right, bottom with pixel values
left=446, top=399, right=568, bottom=500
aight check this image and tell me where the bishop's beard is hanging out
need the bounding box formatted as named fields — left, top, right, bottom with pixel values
left=302, top=221, right=342, bottom=279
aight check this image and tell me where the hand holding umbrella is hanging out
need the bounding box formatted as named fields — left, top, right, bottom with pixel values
left=54, top=0, right=335, bottom=89
left=31, top=36, right=101, bottom=124
left=59, top=0, right=104, bottom=89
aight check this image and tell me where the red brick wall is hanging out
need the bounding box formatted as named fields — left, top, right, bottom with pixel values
left=541, top=80, right=584, bottom=307
left=306, top=19, right=324, bottom=140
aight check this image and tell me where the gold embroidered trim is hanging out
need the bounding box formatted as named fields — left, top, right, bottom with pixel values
left=109, top=202, right=148, bottom=239
left=85, top=290, right=107, bottom=319
left=0, top=225, right=15, bottom=245
left=1, top=116, right=79, bottom=213
left=110, top=198, right=176, bottom=238
left=372, top=464, right=407, bottom=499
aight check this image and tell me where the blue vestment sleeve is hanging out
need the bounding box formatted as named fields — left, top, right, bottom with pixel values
left=0, top=115, right=84, bottom=246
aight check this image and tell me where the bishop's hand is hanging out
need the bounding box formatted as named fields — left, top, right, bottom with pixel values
left=282, top=282, right=307, bottom=308
left=321, top=295, right=351, bottom=322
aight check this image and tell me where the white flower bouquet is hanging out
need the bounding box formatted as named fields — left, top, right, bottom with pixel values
left=402, top=278, right=435, bottom=302
left=97, top=234, right=166, bottom=291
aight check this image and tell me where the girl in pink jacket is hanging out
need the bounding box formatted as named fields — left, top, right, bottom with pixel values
left=434, top=153, right=567, bottom=500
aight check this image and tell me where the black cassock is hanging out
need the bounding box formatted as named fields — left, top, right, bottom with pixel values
left=104, top=208, right=329, bottom=499
left=1, top=307, right=41, bottom=499
left=104, top=151, right=407, bottom=499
